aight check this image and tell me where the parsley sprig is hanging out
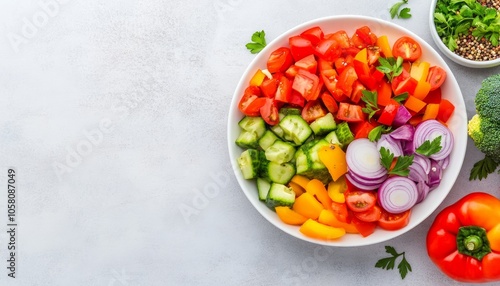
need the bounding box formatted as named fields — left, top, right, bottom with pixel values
left=375, top=246, right=412, bottom=279
left=368, top=125, right=392, bottom=142
left=246, top=30, right=267, bottom=54
left=434, top=0, right=500, bottom=51
left=380, top=147, right=414, bottom=176
left=469, top=156, right=500, bottom=181
left=377, top=57, right=403, bottom=82
left=390, top=0, right=412, bottom=19
left=415, top=136, right=442, bottom=156
left=361, top=90, right=380, bottom=120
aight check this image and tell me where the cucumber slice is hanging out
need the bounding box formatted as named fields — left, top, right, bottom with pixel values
left=310, top=113, right=337, bottom=135
left=265, top=140, right=296, bottom=164
left=266, top=183, right=295, bottom=209
left=257, top=178, right=271, bottom=201
left=237, top=149, right=260, bottom=179
left=258, top=130, right=279, bottom=151
left=279, top=115, right=312, bottom=145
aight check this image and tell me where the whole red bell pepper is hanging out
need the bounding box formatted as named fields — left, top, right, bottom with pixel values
left=426, top=192, right=500, bottom=283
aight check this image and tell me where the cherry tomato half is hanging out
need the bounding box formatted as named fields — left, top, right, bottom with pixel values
left=336, top=102, right=365, bottom=123
left=267, top=47, right=294, bottom=73
left=301, top=100, right=326, bottom=123
left=345, top=190, right=377, bottom=212
left=392, top=36, right=422, bottom=62
left=259, top=98, right=279, bottom=125
left=378, top=209, right=411, bottom=231
left=426, top=66, right=447, bottom=91
left=354, top=205, right=382, bottom=222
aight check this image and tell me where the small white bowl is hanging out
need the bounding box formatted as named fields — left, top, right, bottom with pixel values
left=429, top=0, right=500, bottom=68
left=227, top=15, right=468, bottom=247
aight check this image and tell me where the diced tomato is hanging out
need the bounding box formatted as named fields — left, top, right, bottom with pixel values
left=367, top=46, right=381, bottom=65
left=267, top=47, right=294, bottom=73
left=354, top=205, right=382, bottom=222
left=351, top=216, right=377, bottom=237
left=437, top=99, right=455, bottom=123
left=318, top=59, right=348, bottom=102
left=331, top=201, right=350, bottom=223
left=371, top=68, right=385, bottom=82
left=350, top=81, right=365, bottom=104
left=292, top=69, right=320, bottom=101
left=353, top=26, right=377, bottom=48
left=295, top=54, right=318, bottom=74
left=337, top=65, right=358, bottom=97
left=260, top=77, right=279, bottom=98
left=378, top=209, right=411, bottom=231
left=289, top=35, right=315, bottom=61
left=259, top=98, right=279, bottom=125
left=352, top=120, right=378, bottom=139
left=377, top=102, right=399, bottom=126
left=315, top=38, right=341, bottom=61
left=320, top=92, right=339, bottom=114
left=289, top=90, right=306, bottom=108
left=302, top=100, right=327, bottom=123
left=345, top=190, right=377, bottom=212
left=328, top=30, right=352, bottom=49
left=392, top=69, right=418, bottom=95
left=334, top=56, right=353, bottom=74
left=354, top=59, right=377, bottom=90
left=337, top=102, right=365, bottom=122
left=427, top=66, right=447, bottom=91
left=275, top=75, right=292, bottom=103
left=285, top=65, right=300, bottom=78
left=392, top=36, right=422, bottom=62
left=238, top=86, right=263, bottom=116
left=300, top=26, right=324, bottom=45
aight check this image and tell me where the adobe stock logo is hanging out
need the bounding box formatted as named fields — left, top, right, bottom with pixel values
left=6, top=0, right=72, bottom=53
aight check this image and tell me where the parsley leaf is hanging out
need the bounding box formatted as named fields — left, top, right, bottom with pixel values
left=390, top=0, right=411, bottom=19
left=469, top=156, right=500, bottom=181
left=377, top=57, right=403, bottom=81
left=379, top=147, right=394, bottom=170
left=246, top=30, right=267, bottom=54
left=415, top=136, right=442, bottom=156
left=390, top=155, right=414, bottom=176
left=361, top=90, right=380, bottom=120
left=392, top=92, right=409, bottom=104
left=375, top=245, right=412, bottom=280
left=368, top=125, right=392, bottom=142
left=380, top=147, right=413, bottom=176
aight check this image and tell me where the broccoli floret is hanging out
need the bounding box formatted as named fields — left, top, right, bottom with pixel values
left=468, top=115, right=500, bottom=161
left=475, top=74, right=500, bottom=125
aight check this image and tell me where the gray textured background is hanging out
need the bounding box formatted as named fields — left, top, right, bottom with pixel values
left=1, top=0, right=499, bottom=285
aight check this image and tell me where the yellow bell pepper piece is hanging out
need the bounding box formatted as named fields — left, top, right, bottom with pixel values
left=292, top=192, right=324, bottom=220
left=410, top=61, right=430, bottom=82
left=318, top=209, right=359, bottom=234
left=290, top=174, right=310, bottom=190
left=327, top=175, right=347, bottom=203
left=422, top=103, right=440, bottom=121
left=318, top=144, right=348, bottom=181
left=306, top=179, right=332, bottom=209
left=354, top=48, right=368, bottom=64
left=249, top=69, right=266, bottom=87
left=299, top=219, right=346, bottom=240
left=275, top=206, right=308, bottom=226
left=288, top=181, right=305, bottom=197
left=376, top=35, right=393, bottom=58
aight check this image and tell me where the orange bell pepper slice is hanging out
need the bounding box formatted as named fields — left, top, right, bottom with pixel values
left=318, top=209, right=359, bottom=233
left=275, top=206, right=308, bottom=225
left=306, top=179, right=332, bottom=209
left=318, top=144, right=348, bottom=181
left=300, top=219, right=346, bottom=240
left=288, top=181, right=305, bottom=197
left=292, top=192, right=324, bottom=220
left=290, top=174, right=310, bottom=190
left=327, top=175, right=347, bottom=203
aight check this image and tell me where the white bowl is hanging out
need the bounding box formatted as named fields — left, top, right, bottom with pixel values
left=227, top=15, right=468, bottom=247
left=429, top=0, right=500, bottom=68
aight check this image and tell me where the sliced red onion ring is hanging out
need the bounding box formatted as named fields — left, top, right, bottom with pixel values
left=346, top=172, right=385, bottom=190
left=409, top=161, right=428, bottom=184
left=402, top=141, right=415, bottom=155
left=377, top=134, right=403, bottom=157
left=390, top=124, right=415, bottom=141
left=346, top=138, right=388, bottom=178
left=428, top=160, right=443, bottom=190
left=378, top=176, right=418, bottom=213
left=416, top=180, right=430, bottom=204
left=413, top=154, right=431, bottom=174
left=413, top=119, right=454, bottom=161
left=436, top=156, right=450, bottom=170
left=393, top=105, right=412, bottom=127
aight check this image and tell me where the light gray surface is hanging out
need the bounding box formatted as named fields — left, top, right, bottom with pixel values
left=1, top=0, right=499, bottom=285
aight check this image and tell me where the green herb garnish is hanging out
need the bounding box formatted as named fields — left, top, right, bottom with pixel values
left=415, top=136, right=442, bottom=156
left=361, top=90, right=380, bottom=120
left=246, top=30, right=267, bottom=54
left=377, top=57, right=403, bottom=81
left=390, top=0, right=411, bottom=19
left=375, top=246, right=412, bottom=279
left=469, top=156, right=499, bottom=181
left=379, top=147, right=414, bottom=176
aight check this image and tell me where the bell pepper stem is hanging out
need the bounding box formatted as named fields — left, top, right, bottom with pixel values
left=456, top=226, right=491, bottom=261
